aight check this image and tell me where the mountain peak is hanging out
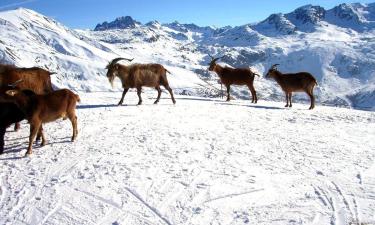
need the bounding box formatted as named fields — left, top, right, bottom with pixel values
left=94, top=16, right=141, bottom=31
left=287, top=4, right=326, bottom=25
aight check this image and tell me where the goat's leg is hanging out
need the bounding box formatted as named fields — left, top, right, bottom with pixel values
left=289, top=93, right=293, bottom=107
left=154, top=86, right=162, bottom=104
left=26, top=122, right=41, bottom=156
left=226, top=85, right=231, bottom=101
left=136, top=88, right=143, bottom=105
left=118, top=88, right=129, bottom=105
left=37, top=125, right=47, bottom=146
left=164, top=85, right=176, bottom=104
left=69, top=115, right=78, bottom=141
left=14, top=122, right=20, bottom=132
left=285, top=92, right=289, bottom=107
left=247, top=84, right=257, bottom=103
left=307, top=91, right=315, bottom=110
left=0, top=126, right=5, bottom=155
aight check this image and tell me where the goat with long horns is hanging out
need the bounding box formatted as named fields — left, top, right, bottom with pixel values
left=105, top=58, right=176, bottom=105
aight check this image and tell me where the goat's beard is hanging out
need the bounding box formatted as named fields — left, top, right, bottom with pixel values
left=108, top=76, right=115, bottom=88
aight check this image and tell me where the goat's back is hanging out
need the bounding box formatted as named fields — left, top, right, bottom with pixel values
left=277, top=72, right=317, bottom=91
left=0, top=66, right=53, bottom=94
left=128, top=64, right=167, bottom=87
left=26, top=89, right=79, bottom=123
left=221, top=67, right=254, bottom=85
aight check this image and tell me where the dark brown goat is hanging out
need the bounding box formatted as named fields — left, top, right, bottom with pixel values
left=208, top=55, right=259, bottom=103
left=0, top=103, right=24, bottom=154
left=0, top=64, right=54, bottom=130
left=265, top=64, right=318, bottom=110
left=106, top=58, right=176, bottom=105
left=0, top=89, right=80, bottom=156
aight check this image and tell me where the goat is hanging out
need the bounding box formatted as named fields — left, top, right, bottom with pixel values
left=0, top=64, right=54, bottom=130
left=0, top=102, right=24, bottom=154
left=265, top=64, right=318, bottom=110
left=105, top=58, right=176, bottom=105
left=208, top=55, right=259, bottom=103
left=0, top=83, right=47, bottom=154
left=0, top=89, right=80, bottom=156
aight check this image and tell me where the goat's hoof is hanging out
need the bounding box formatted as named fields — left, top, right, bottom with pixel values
left=41, top=141, right=47, bottom=147
left=25, top=152, right=32, bottom=157
left=173, top=101, right=176, bottom=104
left=289, top=105, right=292, bottom=108
left=118, top=103, right=122, bottom=106
left=285, top=105, right=289, bottom=107
left=0, top=151, right=4, bottom=155
left=154, top=101, right=159, bottom=104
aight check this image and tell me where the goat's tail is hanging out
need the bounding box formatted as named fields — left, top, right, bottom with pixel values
left=313, top=78, right=318, bottom=86
left=165, top=69, right=171, bottom=74
left=49, top=72, right=57, bottom=75
left=254, top=73, right=261, bottom=77
left=75, top=94, right=81, bottom=103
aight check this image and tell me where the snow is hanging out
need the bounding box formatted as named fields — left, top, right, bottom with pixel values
left=1, top=5, right=375, bottom=109
left=1, top=91, right=374, bottom=225
left=0, top=4, right=375, bottom=224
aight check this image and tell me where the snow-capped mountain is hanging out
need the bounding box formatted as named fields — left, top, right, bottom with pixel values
left=94, top=16, right=141, bottom=31
left=0, top=3, right=375, bottom=110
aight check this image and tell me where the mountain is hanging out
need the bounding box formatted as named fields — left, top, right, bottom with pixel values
left=0, top=3, right=375, bottom=110
left=94, top=16, right=141, bottom=31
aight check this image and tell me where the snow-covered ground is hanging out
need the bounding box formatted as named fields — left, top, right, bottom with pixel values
left=1, top=91, right=374, bottom=225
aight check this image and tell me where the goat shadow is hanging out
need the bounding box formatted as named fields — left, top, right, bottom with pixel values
left=176, top=97, right=283, bottom=110
left=0, top=138, right=73, bottom=161
left=218, top=102, right=283, bottom=110
left=77, top=104, right=144, bottom=109
left=77, top=104, right=118, bottom=110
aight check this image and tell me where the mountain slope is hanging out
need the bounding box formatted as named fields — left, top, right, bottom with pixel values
left=0, top=4, right=375, bottom=109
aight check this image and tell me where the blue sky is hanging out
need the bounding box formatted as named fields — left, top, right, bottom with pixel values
left=0, top=0, right=374, bottom=29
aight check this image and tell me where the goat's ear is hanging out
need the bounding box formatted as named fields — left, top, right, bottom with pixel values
left=5, top=90, right=19, bottom=96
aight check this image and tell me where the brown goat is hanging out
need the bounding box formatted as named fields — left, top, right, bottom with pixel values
left=208, top=55, right=259, bottom=103
left=265, top=64, right=318, bottom=110
left=0, top=89, right=80, bottom=156
left=0, top=64, right=54, bottom=130
left=106, top=58, right=176, bottom=105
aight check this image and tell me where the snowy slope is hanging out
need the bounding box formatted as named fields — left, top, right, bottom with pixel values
left=0, top=8, right=210, bottom=96
left=0, top=92, right=374, bottom=225
left=1, top=4, right=374, bottom=109
left=1, top=5, right=375, bottom=109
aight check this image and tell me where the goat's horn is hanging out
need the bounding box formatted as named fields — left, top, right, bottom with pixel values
left=109, top=57, right=134, bottom=65
left=8, top=79, right=23, bottom=87
left=213, top=56, right=224, bottom=62
left=208, top=54, right=214, bottom=60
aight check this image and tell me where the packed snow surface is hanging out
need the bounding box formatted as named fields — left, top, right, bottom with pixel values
left=1, top=91, right=374, bottom=225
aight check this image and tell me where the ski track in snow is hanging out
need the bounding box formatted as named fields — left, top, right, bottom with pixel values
left=0, top=91, right=374, bottom=225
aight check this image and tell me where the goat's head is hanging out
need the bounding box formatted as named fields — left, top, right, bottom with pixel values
left=0, top=89, right=20, bottom=103
left=208, top=55, right=223, bottom=71
left=265, top=64, right=280, bottom=79
left=0, top=79, right=23, bottom=94
left=105, top=58, right=133, bottom=87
